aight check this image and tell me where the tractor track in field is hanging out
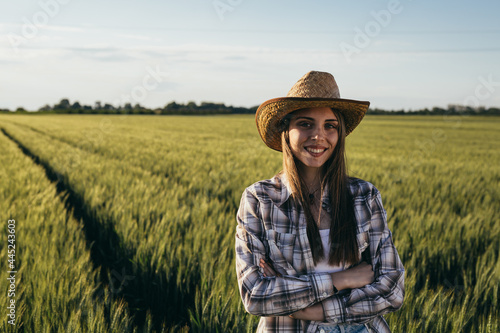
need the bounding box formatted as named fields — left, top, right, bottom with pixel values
left=4, top=120, right=236, bottom=211
left=3, top=120, right=163, bottom=176
left=1, top=127, right=193, bottom=332
left=5, top=121, right=196, bottom=188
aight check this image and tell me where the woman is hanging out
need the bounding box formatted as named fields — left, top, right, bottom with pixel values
left=235, top=71, right=404, bottom=333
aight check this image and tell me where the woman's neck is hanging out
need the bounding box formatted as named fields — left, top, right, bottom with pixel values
left=298, top=164, right=323, bottom=191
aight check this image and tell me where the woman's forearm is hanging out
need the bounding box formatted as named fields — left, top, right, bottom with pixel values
left=289, top=302, right=325, bottom=321
left=330, top=262, right=374, bottom=291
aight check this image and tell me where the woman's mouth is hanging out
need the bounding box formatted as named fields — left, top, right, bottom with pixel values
left=305, top=146, right=328, bottom=156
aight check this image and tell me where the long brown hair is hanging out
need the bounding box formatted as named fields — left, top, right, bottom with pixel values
left=280, top=108, right=359, bottom=266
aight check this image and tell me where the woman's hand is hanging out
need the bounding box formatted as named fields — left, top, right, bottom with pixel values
left=331, top=261, right=374, bottom=291
left=259, top=258, right=282, bottom=277
left=289, top=303, right=325, bottom=321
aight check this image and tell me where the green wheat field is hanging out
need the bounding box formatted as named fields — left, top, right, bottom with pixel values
left=0, top=114, right=498, bottom=332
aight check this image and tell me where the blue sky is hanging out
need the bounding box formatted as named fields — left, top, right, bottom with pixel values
left=1, top=0, right=499, bottom=111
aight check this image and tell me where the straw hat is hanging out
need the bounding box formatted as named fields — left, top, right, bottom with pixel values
left=255, top=71, right=370, bottom=151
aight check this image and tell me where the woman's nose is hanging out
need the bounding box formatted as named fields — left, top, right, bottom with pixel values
left=311, top=127, right=325, bottom=140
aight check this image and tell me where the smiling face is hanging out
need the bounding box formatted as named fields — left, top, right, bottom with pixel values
left=287, top=107, right=339, bottom=175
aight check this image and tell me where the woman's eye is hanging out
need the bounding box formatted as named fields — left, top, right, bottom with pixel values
left=298, top=122, right=311, bottom=128
left=325, top=123, right=337, bottom=129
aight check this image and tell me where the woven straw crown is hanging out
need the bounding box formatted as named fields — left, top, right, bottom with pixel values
left=286, top=70, right=341, bottom=99
left=255, top=71, right=370, bottom=151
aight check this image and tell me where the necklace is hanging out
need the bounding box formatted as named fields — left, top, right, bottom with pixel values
left=308, top=187, right=321, bottom=205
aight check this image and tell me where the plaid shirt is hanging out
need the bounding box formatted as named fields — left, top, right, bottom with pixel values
left=235, top=172, right=404, bottom=333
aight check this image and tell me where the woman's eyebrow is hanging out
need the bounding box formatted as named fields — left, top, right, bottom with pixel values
left=293, top=116, right=338, bottom=122
left=293, top=116, right=314, bottom=121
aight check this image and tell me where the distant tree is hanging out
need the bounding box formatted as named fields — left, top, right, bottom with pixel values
left=69, top=102, right=82, bottom=114
left=487, top=107, right=500, bottom=115
left=123, top=103, right=133, bottom=114
left=165, top=101, right=179, bottom=110
left=446, top=105, right=457, bottom=114
left=465, top=106, right=475, bottom=114
left=432, top=107, right=446, bottom=114
left=38, top=104, right=52, bottom=112
left=132, top=103, right=144, bottom=114
left=103, top=103, right=115, bottom=111
left=55, top=99, right=71, bottom=110
left=162, top=101, right=179, bottom=114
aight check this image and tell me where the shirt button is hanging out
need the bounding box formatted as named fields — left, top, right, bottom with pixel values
left=277, top=242, right=281, bottom=247
left=322, top=292, right=328, bottom=297
left=364, top=242, right=368, bottom=247
left=333, top=318, right=338, bottom=323
left=320, top=330, right=325, bottom=333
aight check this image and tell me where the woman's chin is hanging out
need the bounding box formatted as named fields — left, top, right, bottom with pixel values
left=298, top=160, right=327, bottom=171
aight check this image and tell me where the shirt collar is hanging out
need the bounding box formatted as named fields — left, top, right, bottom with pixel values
left=275, top=172, right=330, bottom=208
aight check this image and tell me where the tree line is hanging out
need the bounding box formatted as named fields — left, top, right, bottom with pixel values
left=1, top=99, right=499, bottom=116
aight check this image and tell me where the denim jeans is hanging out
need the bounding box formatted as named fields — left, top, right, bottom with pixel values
left=317, top=323, right=369, bottom=333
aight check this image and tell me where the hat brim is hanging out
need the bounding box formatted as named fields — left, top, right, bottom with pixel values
left=256, top=97, right=370, bottom=151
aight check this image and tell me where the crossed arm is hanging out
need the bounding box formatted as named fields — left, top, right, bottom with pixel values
left=259, top=259, right=375, bottom=321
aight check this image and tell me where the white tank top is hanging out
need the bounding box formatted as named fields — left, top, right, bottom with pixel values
left=314, top=229, right=345, bottom=273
